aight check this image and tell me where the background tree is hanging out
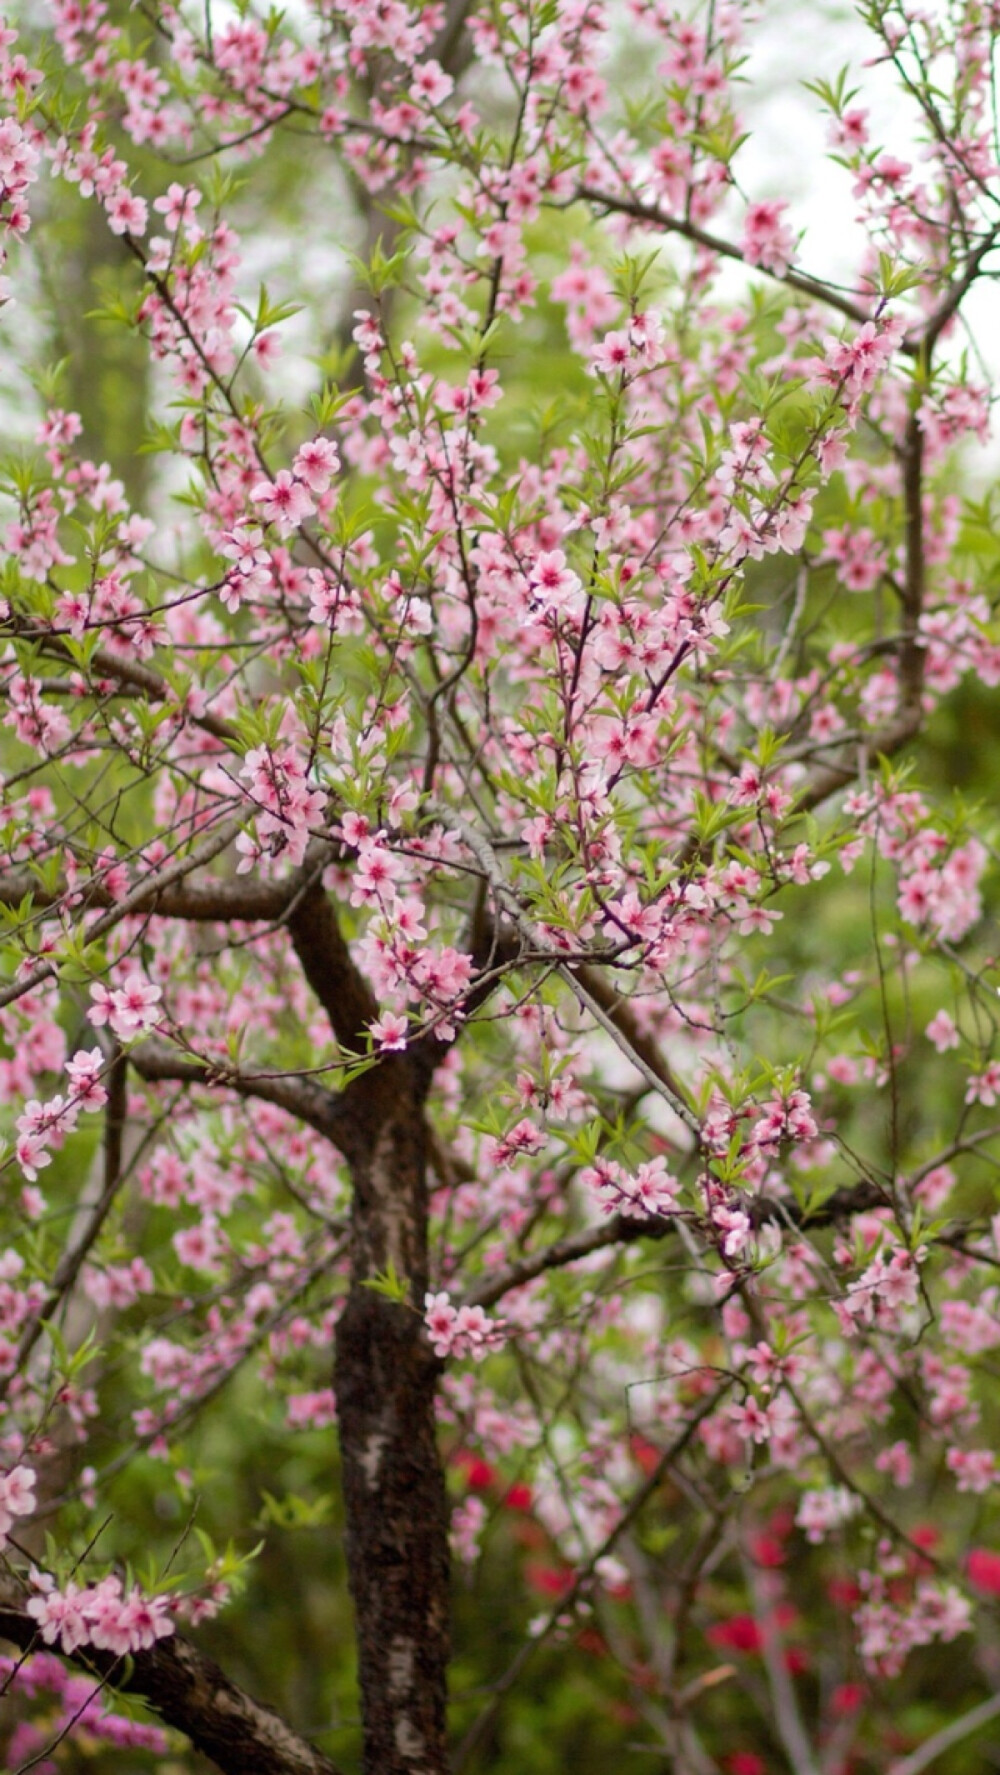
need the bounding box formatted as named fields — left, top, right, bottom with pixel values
left=0, top=3, right=1000, bottom=1774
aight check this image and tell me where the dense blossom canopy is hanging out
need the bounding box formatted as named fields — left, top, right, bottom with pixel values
left=0, top=1, right=999, bottom=1772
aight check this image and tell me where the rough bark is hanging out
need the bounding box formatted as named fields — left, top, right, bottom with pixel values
left=334, top=1057, right=450, bottom=1775
left=0, top=1577, right=342, bottom=1775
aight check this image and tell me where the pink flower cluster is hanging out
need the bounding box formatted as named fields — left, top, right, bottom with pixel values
left=424, top=1292, right=505, bottom=1361
left=0, top=1463, right=35, bottom=1545
left=946, top=1447, right=999, bottom=1494
left=796, top=1485, right=861, bottom=1543
left=88, top=974, right=162, bottom=1040
left=27, top=1569, right=175, bottom=1657
left=0, top=105, right=40, bottom=305
left=856, top=1570, right=971, bottom=1678
left=51, top=120, right=148, bottom=237
left=1, top=1652, right=168, bottom=1764
left=838, top=1244, right=924, bottom=1332
left=582, top=1155, right=681, bottom=1220
left=238, top=743, right=326, bottom=869
left=742, top=200, right=796, bottom=275
left=15, top=1049, right=108, bottom=1182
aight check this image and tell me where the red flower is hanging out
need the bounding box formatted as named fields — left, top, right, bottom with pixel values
left=630, top=1434, right=662, bottom=1476
left=749, top=1531, right=786, bottom=1568
left=830, top=1683, right=865, bottom=1716
left=504, top=1482, right=533, bottom=1512
left=707, top=1614, right=763, bottom=1654
left=452, top=1450, right=496, bottom=1491
left=968, top=1548, right=1000, bottom=1594
left=912, top=1523, right=940, bottom=1549
left=525, top=1563, right=572, bottom=1597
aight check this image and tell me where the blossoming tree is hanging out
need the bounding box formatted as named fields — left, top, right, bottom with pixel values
left=1, top=0, right=1000, bottom=1771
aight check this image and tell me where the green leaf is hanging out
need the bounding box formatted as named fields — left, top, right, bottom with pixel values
left=361, top=1260, right=411, bottom=1303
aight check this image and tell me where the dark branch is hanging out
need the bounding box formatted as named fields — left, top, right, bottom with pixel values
left=0, top=813, right=250, bottom=1012
left=576, top=185, right=881, bottom=337
left=0, top=1577, right=342, bottom=1775
left=569, top=963, right=689, bottom=1103
left=0, top=865, right=294, bottom=926
left=791, top=708, right=922, bottom=814
left=912, top=221, right=1000, bottom=357
left=465, top=1212, right=675, bottom=1308
left=467, top=1180, right=889, bottom=1310
left=285, top=877, right=378, bottom=1054
left=130, top=1041, right=348, bottom=1144
left=25, top=626, right=241, bottom=746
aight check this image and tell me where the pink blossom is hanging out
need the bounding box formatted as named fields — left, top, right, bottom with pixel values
left=796, top=1486, right=860, bottom=1543
left=590, top=328, right=633, bottom=377
left=926, top=1010, right=959, bottom=1052
left=152, top=181, right=200, bottom=231
left=0, top=1464, right=35, bottom=1542
left=583, top=1156, right=680, bottom=1220
left=83, top=1575, right=172, bottom=1655
left=173, top=1220, right=222, bottom=1271
left=966, top=1063, right=1000, bottom=1108
left=731, top=1396, right=771, bottom=1444
left=106, top=186, right=147, bottom=235
left=529, top=549, right=582, bottom=614
left=293, top=436, right=340, bottom=493
left=742, top=200, right=795, bottom=274
left=253, top=331, right=282, bottom=368
left=411, top=59, right=453, bottom=106
left=875, top=1441, right=913, bottom=1487
left=250, top=470, right=316, bottom=537
left=425, top=1291, right=458, bottom=1357
left=371, top=1011, right=409, bottom=1051
left=424, top=1292, right=504, bottom=1361
left=451, top=1494, right=486, bottom=1564
left=88, top=974, right=162, bottom=1040
left=947, top=1448, right=998, bottom=1493
left=26, top=1574, right=91, bottom=1655
left=489, top=1119, right=547, bottom=1168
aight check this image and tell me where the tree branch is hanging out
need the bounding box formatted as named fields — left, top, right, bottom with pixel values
left=743, top=1554, right=820, bottom=1775
left=466, top=1179, right=888, bottom=1310
left=888, top=1692, right=1000, bottom=1775
left=453, top=1381, right=732, bottom=1772
left=911, top=223, right=1000, bottom=358
left=0, top=864, right=296, bottom=924
left=791, top=708, right=922, bottom=815
left=0, top=811, right=251, bottom=1011
left=430, top=804, right=703, bottom=1135
left=25, top=626, right=241, bottom=746
left=0, top=1576, right=343, bottom=1775
left=465, top=1211, right=676, bottom=1308
left=130, top=1041, right=348, bottom=1144
left=284, top=877, right=377, bottom=1055
left=569, top=962, right=691, bottom=1108
left=576, top=185, right=881, bottom=336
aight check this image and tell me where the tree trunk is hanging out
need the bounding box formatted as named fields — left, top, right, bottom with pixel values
left=335, top=1062, right=450, bottom=1775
